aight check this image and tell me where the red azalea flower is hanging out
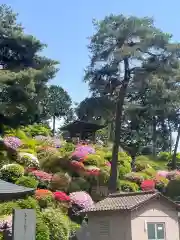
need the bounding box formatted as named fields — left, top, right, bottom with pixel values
left=31, top=170, right=52, bottom=181
left=54, top=191, right=70, bottom=202
left=141, top=180, right=155, bottom=191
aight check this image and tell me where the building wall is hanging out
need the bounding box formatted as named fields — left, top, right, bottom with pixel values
left=131, top=199, right=180, bottom=240
left=87, top=211, right=132, bottom=240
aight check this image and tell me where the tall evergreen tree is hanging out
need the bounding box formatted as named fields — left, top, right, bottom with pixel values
left=0, top=4, right=59, bottom=131
left=85, top=15, right=180, bottom=192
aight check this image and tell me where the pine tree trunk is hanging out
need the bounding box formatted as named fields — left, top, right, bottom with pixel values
left=152, top=116, right=156, bottom=157
left=52, top=115, right=56, bottom=136
left=168, top=121, right=172, bottom=154
left=108, top=58, right=130, bottom=193
left=172, top=124, right=180, bottom=170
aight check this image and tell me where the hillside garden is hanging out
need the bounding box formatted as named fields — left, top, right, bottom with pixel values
left=1, top=3, right=180, bottom=240
left=0, top=125, right=180, bottom=239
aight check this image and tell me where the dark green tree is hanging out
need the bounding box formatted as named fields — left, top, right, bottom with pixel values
left=85, top=15, right=180, bottom=192
left=44, top=85, right=72, bottom=135
left=0, top=4, right=59, bottom=132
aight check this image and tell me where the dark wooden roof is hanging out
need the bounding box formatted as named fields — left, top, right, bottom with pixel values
left=81, top=191, right=179, bottom=213
left=0, top=180, right=34, bottom=200
left=60, top=120, right=105, bottom=132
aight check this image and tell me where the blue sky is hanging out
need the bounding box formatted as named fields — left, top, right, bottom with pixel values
left=2, top=0, right=180, bottom=147
left=3, top=0, right=180, bottom=103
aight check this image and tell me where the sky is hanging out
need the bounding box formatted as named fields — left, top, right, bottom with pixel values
left=2, top=0, right=180, bottom=147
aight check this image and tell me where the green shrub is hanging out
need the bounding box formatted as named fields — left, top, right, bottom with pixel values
left=15, top=176, right=39, bottom=188
left=157, top=152, right=171, bottom=161
left=0, top=151, right=9, bottom=168
left=142, top=168, right=156, bottom=177
left=36, top=213, right=50, bottom=240
left=166, top=179, right=180, bottom=199
left=70, top=178, right=90, bottom=192
left=104, top=151, right=112, bottom=161
left=0, top=201, right=19, bottom=215
left=118, top=161, right=131, bottom=179
left=84, top=154, right=105, bottom=166
left=0, top=164, right=24, bottom=182
left=118, top=152, right=131, bottom=162
left=124, top=172, right=147, bottom=184
left=118, top=180, right=139, bottom=192
left=22, top=124, right=51, bottom=137
left=17, top=197, right=39, bottom=210
left=61, top=142, right=75, bottom=152
left=68, top=181, right=82, bottom=193
left=20, top=138, right=37, bottom=151
left=19, top=148, right=36, bottom=154
left=135, top=155, right=152, bottom=171
left=40, top=153, right=69, bottom=173
left=98, top=169, right=110, bottom=185
left=15, top=129, right=29, bottom=141
left=49, top=172, right=71, bottom=192
left=42, top=208, right=70, bottom=240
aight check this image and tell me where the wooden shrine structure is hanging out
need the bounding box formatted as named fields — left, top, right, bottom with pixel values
left=60, top=120, right=105, bottom=141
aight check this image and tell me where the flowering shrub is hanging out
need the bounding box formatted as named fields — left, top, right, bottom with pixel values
left=76, top=145, right=95, bottom=154
left=30, top=170, right=52, bottom=182
left=69, top=191, right=93, bottom=209
left=54, top=191, right=70, bottom=202
left=35, top=189, right=54, bottom=208
left=157, top=170, right=169, bottom=178
left=0, top=164, right=24, bottom=182
left=3, top=136, right=22, bottom=150
left=0, top=215, right=12, bottom=237
left=71, top=151, right=88, bottom=162
left=141, top=180, right=155, bottom=191
left=17, top=152, right=39, bottom=168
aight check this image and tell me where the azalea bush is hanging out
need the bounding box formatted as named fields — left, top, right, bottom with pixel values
left=35, top=189, right=54, bottom=208
left=0, top=215, right=12, bottom=238
left=54, top=191, right=70, bottom=202
left=17, top=152, right=39, bottom=168
left=141, top=180, right=155, bottom=191
left=0, top=164, right=24, bottom=182
left=3, top=136, right=22, bottom=150
left=69, top=191, right=93, bottom=209
left=30, top=170, right=52, bottom=182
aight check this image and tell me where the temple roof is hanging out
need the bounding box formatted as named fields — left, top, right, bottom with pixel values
left=0, top=179, right=34, bottom=200
left=60, top=120, right=105, bottom=133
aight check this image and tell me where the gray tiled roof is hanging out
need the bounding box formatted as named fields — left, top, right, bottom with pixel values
left=82, top=191, right=178, bottom=213
left=0, top=179, right=34, bottom=194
